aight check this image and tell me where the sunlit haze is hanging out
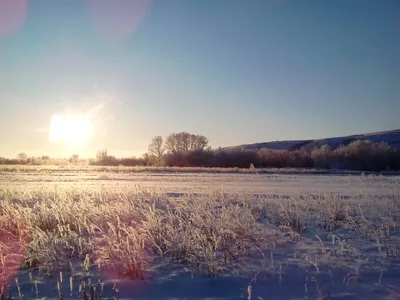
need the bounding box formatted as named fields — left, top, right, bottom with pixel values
left=0, top=0, right=399, bottom=158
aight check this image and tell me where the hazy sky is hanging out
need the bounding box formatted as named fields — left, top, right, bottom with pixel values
left=0, top=0, right=399, bottom=158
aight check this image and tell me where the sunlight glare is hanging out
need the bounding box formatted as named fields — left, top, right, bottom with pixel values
left=49, top=114, right=93, bottom=148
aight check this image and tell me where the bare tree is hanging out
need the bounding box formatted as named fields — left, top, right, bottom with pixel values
left=17, top=152, right=28, bottom=161
left=190, top=134, right=208, bottom=151
left=96, top=149, right=108, bottom=161
left=70, top=154, right=79, bottom=164
left=165, top=133, right=178, bottom=154
left=176, top=132, right=191, bottom=152
left=165, top=132, right=209, bottom=153
left=148, top=136, right=165, bottom=166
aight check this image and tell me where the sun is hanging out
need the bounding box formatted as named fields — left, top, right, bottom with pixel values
left=49, top=114, right=93, bottom=148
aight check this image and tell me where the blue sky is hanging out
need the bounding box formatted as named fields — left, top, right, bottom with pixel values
left=0, top=0, right=399, bottom=158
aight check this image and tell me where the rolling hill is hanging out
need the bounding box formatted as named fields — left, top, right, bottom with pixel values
left=224, top=129, right=400, bottom=152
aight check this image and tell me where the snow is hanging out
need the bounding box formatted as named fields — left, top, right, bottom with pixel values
left=1, top=171, right=399, bottom=300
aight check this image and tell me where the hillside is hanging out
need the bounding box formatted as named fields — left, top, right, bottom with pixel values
left=224, top=129, right=400, bottom=152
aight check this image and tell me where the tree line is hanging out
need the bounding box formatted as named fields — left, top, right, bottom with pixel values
left=2, top=131, right=399, bottom=171
left=95, top=131, right=400, bottom=172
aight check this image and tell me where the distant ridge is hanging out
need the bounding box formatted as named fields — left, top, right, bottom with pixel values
left=224, top=129, right=400, bottom=152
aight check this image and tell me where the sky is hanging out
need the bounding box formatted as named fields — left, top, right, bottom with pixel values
left=0, top=0, right=399, bottom=158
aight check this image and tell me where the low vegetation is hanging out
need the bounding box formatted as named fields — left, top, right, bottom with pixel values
left=0, top=183, right=399, bottom=299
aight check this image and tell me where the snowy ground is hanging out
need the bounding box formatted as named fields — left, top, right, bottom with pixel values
left=0, top=170, right=399, bottom=300
left=0, top=171, right=398, bottom=196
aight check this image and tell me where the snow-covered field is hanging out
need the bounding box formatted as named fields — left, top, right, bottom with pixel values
left=1, top=170, right=399, bottom=300
left=1, top=171, right=398, bottom=196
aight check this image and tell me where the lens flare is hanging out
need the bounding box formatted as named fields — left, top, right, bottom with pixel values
left=87, top=0, right=151, bottom=40
left=0, top=228, right=27, bottom=287
left=0, top=0, right=27, bottom=38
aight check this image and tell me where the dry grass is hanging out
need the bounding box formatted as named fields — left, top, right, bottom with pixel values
left=0, top=182, right=399, bottom=299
